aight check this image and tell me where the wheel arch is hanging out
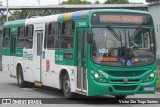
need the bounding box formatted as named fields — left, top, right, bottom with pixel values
left=59, top=69, right=69, bottom=90
left=16, top=62, right=23, bottom=79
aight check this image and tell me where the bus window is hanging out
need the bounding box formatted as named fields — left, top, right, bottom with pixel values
left=3, top=28, right=10, bottom=47
left=25, top=25, right=33, bottom=49
left=17, top=26, right=25, bottom=48
left=61, top=21, right=74, bottom=49
left=44, top=24, right=48, bottom=49
left=47, top=22, right=60, bottom=49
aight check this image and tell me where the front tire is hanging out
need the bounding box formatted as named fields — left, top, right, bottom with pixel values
left=62, top=73, right=76, bottom=99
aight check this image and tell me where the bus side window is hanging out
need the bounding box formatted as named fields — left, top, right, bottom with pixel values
left=44, top=24, right=48, bottom=49
left=61, top=21, right=74, bottom=49
left=47, top=22, right=60, bottom=49
left=17, top=26, right=25, bottom=48
left=25, top=25, right=33, bottom=49
left=3, top=28, right=10, bottom=47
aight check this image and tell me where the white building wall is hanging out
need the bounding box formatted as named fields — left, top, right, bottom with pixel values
left=148, top=5, right=160, bottom=59
left=0, top=1, right=2, bottom=6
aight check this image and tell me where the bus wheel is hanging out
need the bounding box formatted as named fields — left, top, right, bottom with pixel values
left=17, top=66, right=26, bottom=88
left=115, top=95, right=127, bottom=99
left=62, top=73, right=75, bottom=99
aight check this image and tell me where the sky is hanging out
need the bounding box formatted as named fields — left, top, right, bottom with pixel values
left=0, top=0, right=148, bottom=6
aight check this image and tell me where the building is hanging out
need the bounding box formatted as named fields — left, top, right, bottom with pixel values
left=147, top=0, right=160, bottom=59
left=0, top=1, right=2, bottom=6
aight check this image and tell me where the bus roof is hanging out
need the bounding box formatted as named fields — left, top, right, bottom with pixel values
left=58, top=9, right=151, bottom=21
left=3, top=9, right=151, bottom=27
left=3, top=19, right=26, bottom=27
left=25, top=14, right=60, bottom=25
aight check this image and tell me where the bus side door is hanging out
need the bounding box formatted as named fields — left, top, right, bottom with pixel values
left=77, top=29, right=88, bottom=92
left=34, top=23, right=45, bottom=82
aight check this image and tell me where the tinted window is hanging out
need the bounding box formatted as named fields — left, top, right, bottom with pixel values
left=61, top=21, right=74, bottom=49
left=25, top=25, right=33, bottom=49
left=47, top=22, right=60, bottom=49
left=3, top=28, right=10, bottom=47
left=17, top=26, right=25, bottom=48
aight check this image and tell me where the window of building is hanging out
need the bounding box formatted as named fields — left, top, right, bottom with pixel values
left=61, top=21, right=74, bottom=49
left=25, top=25, right=33, bottom=49
left=3, top=28, right=10, bottom=47
left=17, top=26, right=25, bottom=48
left=47, top=22, right=60, bottom=49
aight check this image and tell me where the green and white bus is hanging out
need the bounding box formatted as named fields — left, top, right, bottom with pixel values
left=2, top=9, right=157, bottom=99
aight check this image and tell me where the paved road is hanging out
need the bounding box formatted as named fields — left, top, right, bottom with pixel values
left=0, top=71, right=160, bottom=107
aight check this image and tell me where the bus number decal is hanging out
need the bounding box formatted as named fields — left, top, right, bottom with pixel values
left=55, top=55, right=63, bottom=61
left=79, top=22, right=87, bottom=27
left=99, top=70, right=109, bottom=79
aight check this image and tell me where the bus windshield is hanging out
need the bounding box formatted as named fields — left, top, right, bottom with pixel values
left=91, top=27, right=155, bottom=67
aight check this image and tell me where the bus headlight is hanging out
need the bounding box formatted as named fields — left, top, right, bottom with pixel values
left=150, top=73, right=154, bottom=78
left=94, top=74, right=99, bottom=78
left=90, top=70, right=108, bottom=83
left=144, top=72, right=156, bottom=82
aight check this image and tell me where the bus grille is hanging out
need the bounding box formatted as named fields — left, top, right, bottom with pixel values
left=106, top=70, right=145, bottom=77
left=110, top=79, right=141, bottom=83
left=113, top=85, right=137, bottom=91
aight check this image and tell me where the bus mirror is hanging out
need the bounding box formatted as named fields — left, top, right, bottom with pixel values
left=87, top=32, right=93, bottom=43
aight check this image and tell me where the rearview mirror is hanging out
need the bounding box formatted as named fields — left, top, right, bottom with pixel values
left=87, top=32, right=93, bottom=43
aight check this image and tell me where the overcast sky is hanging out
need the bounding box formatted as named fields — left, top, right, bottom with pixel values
left=1, top=0, right=147, bottom=6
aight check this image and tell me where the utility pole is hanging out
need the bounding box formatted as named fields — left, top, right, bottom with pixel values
left=37, top=0, right=40, bottom=5
left=6, top=0, right=9, bottom=22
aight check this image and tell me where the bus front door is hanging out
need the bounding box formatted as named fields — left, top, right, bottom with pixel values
left=35, top=31, right=43, bottom=82
left=77, top=30, right=88, bottom=92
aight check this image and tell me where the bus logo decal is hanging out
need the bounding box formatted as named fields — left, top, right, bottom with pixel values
left=124, top=79, right=128, bottom=83
left=23, top=51, right=33, bottom=60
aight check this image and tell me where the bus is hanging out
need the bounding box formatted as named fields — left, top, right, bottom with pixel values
left=2, top=9, right=157, bottom=99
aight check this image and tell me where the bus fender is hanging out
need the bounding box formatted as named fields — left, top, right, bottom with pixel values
left=59, top=67, right=76, bottom=92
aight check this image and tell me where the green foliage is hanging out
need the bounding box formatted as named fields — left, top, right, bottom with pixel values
left=104, top=0, right=129, bottom=4
left=157, top=79, right=160, bottom=89
left=94, top=0, right=101, bottom=4
left=61, top=0, right=92, bottom=4
left=9, top=11, right=22, bottom=20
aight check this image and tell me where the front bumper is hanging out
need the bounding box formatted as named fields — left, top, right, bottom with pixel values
left=88, top=76, right=157, bottom=96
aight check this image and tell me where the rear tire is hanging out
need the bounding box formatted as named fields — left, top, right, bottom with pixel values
left=17, top=66, right=27, bottom=88
left=62, top=73, right=76, bottom=99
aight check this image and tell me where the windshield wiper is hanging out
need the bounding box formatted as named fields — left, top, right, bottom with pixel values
left=107, top=26, right=121, bottom=41
left=130, top=25, right=142, bottom=41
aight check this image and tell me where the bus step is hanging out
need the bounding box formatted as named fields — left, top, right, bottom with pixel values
left=75, top=91, right=87, bottom=96
left=34, top=81, right=43, bottom=87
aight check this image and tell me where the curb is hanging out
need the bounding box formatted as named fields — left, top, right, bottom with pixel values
left=156, top=92, right=160, bottom=94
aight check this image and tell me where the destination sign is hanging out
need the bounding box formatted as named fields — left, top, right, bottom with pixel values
left=92, top=12, right=153, bottom=25
left=100, top=15, right=143, bottom=24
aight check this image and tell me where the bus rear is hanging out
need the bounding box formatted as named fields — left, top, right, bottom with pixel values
left=86, top=10, right=157, bottom=98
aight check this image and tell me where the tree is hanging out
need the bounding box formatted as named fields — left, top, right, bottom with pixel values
left=104, top=0, right=129, bottom=4
left=8, top=11, right=22, bottom=21
left=94, top=0, right=101, bottom=4
left=61, top=0, right=92, bottom=4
